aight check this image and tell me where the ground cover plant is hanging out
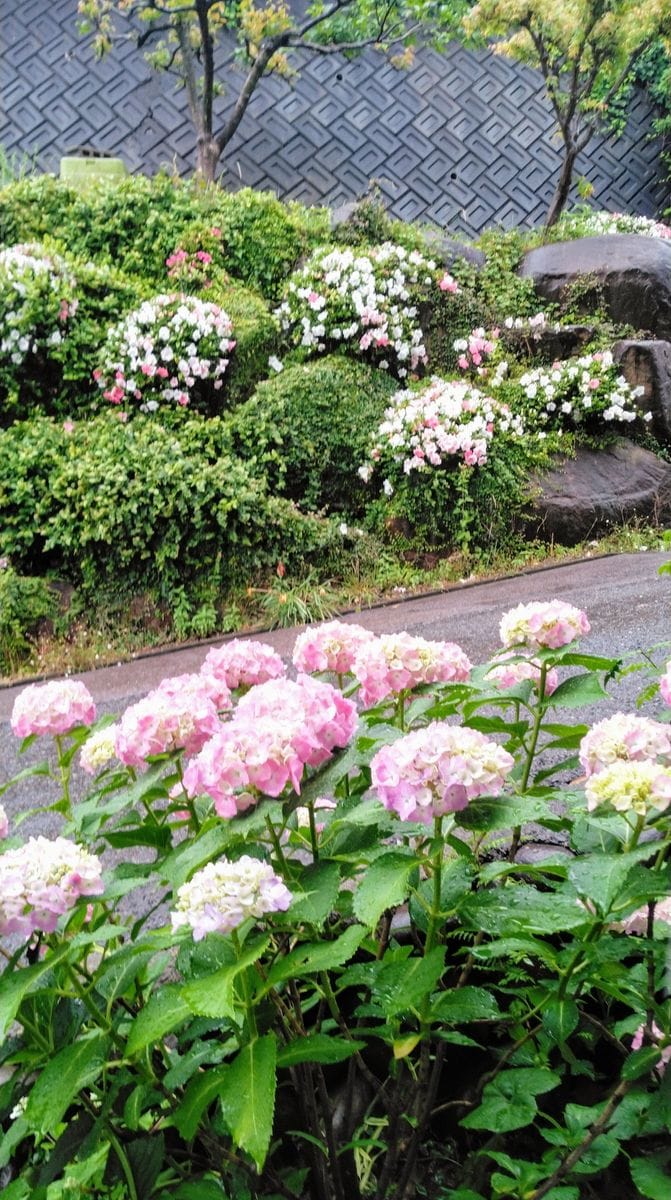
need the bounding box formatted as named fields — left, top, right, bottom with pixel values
left=1, top=603, right=670, bottom=1198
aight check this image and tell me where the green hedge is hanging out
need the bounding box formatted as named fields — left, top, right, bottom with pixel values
left=0, top=175, right=330, bottom=300
left=0, top=414, right=339, bottom=603
left=228, top=355, right=397, bottom=516
left=208, top=281, right=280, bottom=408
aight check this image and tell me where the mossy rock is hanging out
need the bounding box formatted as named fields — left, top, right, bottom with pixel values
left=228, top=355, right=397, bottom=516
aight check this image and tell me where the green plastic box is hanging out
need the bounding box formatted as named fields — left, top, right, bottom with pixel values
left=59, top=155, right=127, bottom=191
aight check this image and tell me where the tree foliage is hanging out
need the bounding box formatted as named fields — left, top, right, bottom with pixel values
left=78, top=0, right=463, bottom=179
left=465, top=0, right=671, bottom=225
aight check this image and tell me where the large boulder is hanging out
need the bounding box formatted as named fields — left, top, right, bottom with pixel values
left=613, top=339, right=671, bottom=442
left=421, top=230, right=486, bottom=271
left=524, top=439, right=671, bottom=545
left=519, top=236, right=671, bottom=339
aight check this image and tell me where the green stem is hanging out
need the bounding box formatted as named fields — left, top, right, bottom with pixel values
left=396, top=690, right=407, bottom=731
left=55, top=734, right=72, bottom=818
left=624, top=813, right=646, bottom=852
left=232, top=929, right=258, bottom=1037
left=265, top=812, right=290, bottom=876
left=107, top=1126, right=139, bottom=1200
left=307, top=801, right=319, bottom=862
left=511, top=664, right=548, bottom=860
left=425, top=816, right=444, bottom=956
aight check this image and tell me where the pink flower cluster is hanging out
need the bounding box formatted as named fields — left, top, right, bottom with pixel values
left=116, top=673, right=226, bottom=768
left=487, top=651, right=559, bottom=696
left=370, top=722, right=514, bottom=821
left=0, top=836, right=104, bottom=937
left=183, top=676, right=357, bottom=816
left=631, top=1023, right=671, bottom=1074
left=171, top=855, right=291, bottom=941
left=438, top=272, right=459, bottom=293
left=454, top=327, right=499, bottom=373
left=499, top=600, right=590, bottom=651
left=11, top=680, right=96, bottom=738
left=579, top=713, right=671, bottom=778
left=201, top=639, right=285, bottom=691
left=293, top=620, right=375, bottom=676
left=660, top=664, right=671, bottom=707
left=352, top=633, right=471, bottom=707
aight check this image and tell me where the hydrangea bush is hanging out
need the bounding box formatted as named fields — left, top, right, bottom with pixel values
left=277, top=243, right=448, bottom=377
left=94, top=293, right=236, bottom=414
left=2, top=606, right=671, bottom=1199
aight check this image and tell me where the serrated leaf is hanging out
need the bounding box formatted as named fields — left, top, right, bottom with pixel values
left=569, top=850, right=653, bottom=915
left=126, top=984, right=193, bottom=1056
left=549, top=673, right=609, bottom=708
left=25, top=1033, right=109, bottom=1134
left=262, top=923, right=366, bottom=990
left=543, top=995, right=579, bottom=1044
left=622, top=1046, right=667, bottom=1080
left=431, top=986, right=501, bottom=1024
left=182, top=936, right=269, bottom=1019
left=630, top=1153, right=671, bottom=1199
left=288, top=862, right=340, bottom=926
left=0, top=944, right=70, bottom=1038
left=377, top=947, right=445, bottom=1017
left=461, top=885, right=586, bottom=936
left=277, top=1033, right=364, bottom=1067
left=172, top=1064, right=230, bottom=1141
left=219, top=1034, right=277, bottom=1169
left=352, top=851, right=417, bottom=929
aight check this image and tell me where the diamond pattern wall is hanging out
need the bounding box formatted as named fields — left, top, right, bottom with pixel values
left=1, top=1, right=669, bottom=236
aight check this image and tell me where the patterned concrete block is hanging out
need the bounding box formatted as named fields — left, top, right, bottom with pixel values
left=1, top=1, right=668, bottom=238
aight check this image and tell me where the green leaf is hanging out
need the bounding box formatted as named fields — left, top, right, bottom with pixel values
left=461, top=885, right=587, bottom=936
left=161, top=821, right=233, bottom=888
left=431, top=986, right=502, bottom=1024
left=543, top=995, right=579, bottom=1044
left=456, top=793, right=556, bottom=832
left=377, top=947, right=445, bottom=1017
left=219, top=1034, right=277, bottom=1170
left=182, top=935, right=269, bottom=1019
left=352, top=850, right=418, bottom=929
left=461, top=1068, right=559, bottom=1133
left=277, top=1033, right=365, bottom=1067
left=104, top=824, right=172, bottom=851
left=262, top=923, right=366, bottom=990
left=126, top=984, right=193, bottom=1056
left=630, top=1153, right=671, bottom=1200
left=549, top=673, right=609, bottom=708
left=569, top=850, right=652, bottom=915
left=0, top=944, right=70, bottom=1038
left=172, top=1064, right=230, bottom=1141
left=288, top=862, right=340, bottom=926
left=622, top=1046, right=667, bottom=1080
left=24, top=1032, right=109, bottom=1134
left=172, top=1183, right=228, bottom=1200
left=125, top=1134, right=165, bottom=1196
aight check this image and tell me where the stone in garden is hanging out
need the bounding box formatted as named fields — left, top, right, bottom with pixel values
left=503, top=323, right=596, bottom=361
left=519, top=235, right=671, bottom=339
left=524, top=438, right=671, bottom=545
left=613, top=339, right=671, bottom=442
left=421, top=230, right=486, bottom=270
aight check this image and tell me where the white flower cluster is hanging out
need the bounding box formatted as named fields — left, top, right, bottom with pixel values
left=171, top=854, right=292, bottom=941
left=96, top=293, right=235, bottom=411
left=503, top=312, right=559, bottom=338
left=0, top=243, right=78, bottom=366
left=559, top=210, right=671, bottom=241
left=517, top=350, right=648, bottom=432
left=277, top=243, right=439, bottom=376
left=0, top=835, right=104, bottom=937
left=359, top=375, right=524, bottom=483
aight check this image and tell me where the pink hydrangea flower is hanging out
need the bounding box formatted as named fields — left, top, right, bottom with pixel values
left=660, top=663, right=671, bottom=706
left=499, top=600, right=590, bottom=651
left=579, top=713, right=671, bottom=778
left=116, top=674, right=223, bottom=767
left=487, top=651, right=559, bottom=696
left=11, top=680, right=96, bottom=738
left=201, top=639, right=285, bottom=691
left=171, top=855, right=291, bottom=941
left=0, top=836, right=104, bottom=937
left=352, top=633, right=471, bottom=707
left=370, top=722, right=514, bottom=822
left=292, top=620, right=376, bottom=676
left=236, top=675, right=358, bottom=767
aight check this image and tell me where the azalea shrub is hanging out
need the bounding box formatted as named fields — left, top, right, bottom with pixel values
left=1, top=602, right=671, bottom=1199
left=553, top=206, right=671, bottom=242
left=0, top=242, right=78, bottom=417
left=508, top=350, right=650, bottom=437
left=95, top=293, right=236, bottom=414
left=277, top=243, right=451, bottom=377
left=359, top=375, right=531, bottom=547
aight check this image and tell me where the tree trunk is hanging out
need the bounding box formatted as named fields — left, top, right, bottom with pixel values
left=545, top=144, right=579, bottom=229
left=196, top=135, right=220, bottom=183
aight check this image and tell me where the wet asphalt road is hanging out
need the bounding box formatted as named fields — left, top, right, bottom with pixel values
left=1, top=550, right=670, bottom=836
